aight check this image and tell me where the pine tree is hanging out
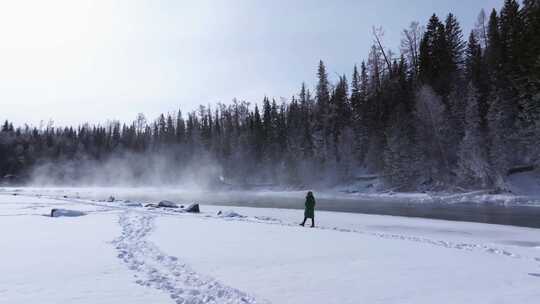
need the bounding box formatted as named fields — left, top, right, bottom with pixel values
left=157, top=114, right=166, bottom=144
left=499, top=0, right=524, bottom=71
left=314, top=60, right=331, bottom=164
left=465, top=31, right=490, bottom=128
left=465, top=33, right=483, bottom=87
left=445, top=13, right=466, bottom=72
left=298, top=83, right=313, bottom=158
left=486, top=9, right=502, bottom=74
left=262, top=96, right=272, bottom=149
left=253, top=104, right=264, bottom=162
left=351, top=65, right=361, bottom=113
left=176, top=109, right=185, bottom=143
left=2, top=121, right=9, bottom=132
left=516, top=1, right=540, bottom=158
left=521, top=0, right=540, bottom=74
left=166, top=114, right=175, bottom=143
left=330, top=75, right=350, bottom=163
left=316, top=60, right=331, bottom=112
left=419, top=14, right=453, bottom=97
left=350, top=65, right=368, bottom=164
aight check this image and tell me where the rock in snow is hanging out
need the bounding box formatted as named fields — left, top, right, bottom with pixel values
left=158, top=200, right=179, bottom=208
left=123, top=202, right=143, bottom=207
left=50, top=208, right=86, bottom=217
left=217, top=210, right=245, bottom=218
left=185, top=203, right=200, bottom=213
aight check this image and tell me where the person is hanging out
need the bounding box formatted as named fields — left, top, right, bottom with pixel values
left=300, top=191, right=316, bottom=227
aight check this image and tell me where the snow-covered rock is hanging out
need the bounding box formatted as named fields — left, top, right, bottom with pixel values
left=123, top=202, right=143, bottom=207
left=158, top=200, right=178, bottom=208
left=185, top=203, right=200, bottom=213
left=217, top=210, right=245, bottom=218
left=50, top=208, right=86, bottom=217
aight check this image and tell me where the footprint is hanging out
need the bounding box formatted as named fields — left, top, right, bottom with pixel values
left=112, top=212, right=263, bottom=304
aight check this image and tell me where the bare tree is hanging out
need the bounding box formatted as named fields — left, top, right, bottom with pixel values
left=367, top=45, right=383, bottom=93
left=400, top=21, right=424, bottom=77
left=135, top=113, right=147, bottom=135
left=372, top=26, right=392, bottom=73
left=474, top=9, right=488, bottom=49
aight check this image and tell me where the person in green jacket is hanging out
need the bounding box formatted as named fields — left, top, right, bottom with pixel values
left=300, top=191, right=316, bottom=227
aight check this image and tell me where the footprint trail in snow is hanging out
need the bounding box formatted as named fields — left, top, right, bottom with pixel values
left=113, top=211, right=266, bottom=304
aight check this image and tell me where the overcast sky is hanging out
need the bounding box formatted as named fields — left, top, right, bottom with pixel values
left=0, top=0, right=503, bottom=127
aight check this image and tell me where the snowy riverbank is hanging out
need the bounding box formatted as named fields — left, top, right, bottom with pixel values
left=1, top=189, right=540, bottom=303
left=4, top=180, right=540, bottom=207
left=3, top=186, right=540, bottom=228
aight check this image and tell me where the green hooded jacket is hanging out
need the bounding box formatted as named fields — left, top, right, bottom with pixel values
left=304, top=194, right=315, bottom=218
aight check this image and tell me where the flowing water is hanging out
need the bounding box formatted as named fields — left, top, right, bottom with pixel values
left=4, top=187, right=540, bottom=228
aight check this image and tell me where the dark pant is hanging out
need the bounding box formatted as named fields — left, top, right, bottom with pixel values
left=301, top=216, right=315, bottom=227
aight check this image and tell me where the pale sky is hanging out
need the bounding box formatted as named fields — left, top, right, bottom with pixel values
left=0, top=0, right=503, bottom=127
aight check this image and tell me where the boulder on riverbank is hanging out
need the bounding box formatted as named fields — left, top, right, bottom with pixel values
left=123, top=201, right=143, bottom=207
left=185, top=203, right=200, bottom=213
left=158, top=200, right=179, bottom=208
left=217, top=210, right=245, bottom=218
left=51, top=208, right=86, bottom=217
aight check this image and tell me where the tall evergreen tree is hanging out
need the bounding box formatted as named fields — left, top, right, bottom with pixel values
left=517, top=0, right=540, bottom=136
left=350, top=65, right=368, bottom=163
left=485, top=9, right=502, bottom=74
left=330, top=75, right=350, bottom=163
left=314, top=60, right=331, bottom=163
left=419, top=14, right=453, bottom=97
left=445, top=13, right=466, bottom=72
left=176, top=109, right=185, bottom=143
left=465, top=31, right=490, bottom=128
left=499, top=0, right=524, bottom=71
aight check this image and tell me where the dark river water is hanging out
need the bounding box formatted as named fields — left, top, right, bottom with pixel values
left=112, top=190, right=540, bottom=229
left=5, top=187, right=540, bottom=229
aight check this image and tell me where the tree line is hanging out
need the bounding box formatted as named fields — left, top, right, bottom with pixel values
left=1, top=0, right=539, bottom=190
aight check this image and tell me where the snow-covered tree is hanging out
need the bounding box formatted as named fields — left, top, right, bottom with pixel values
left=456, top=84, right=492, bottom=187
left=414, top=85, right=451, bottom=185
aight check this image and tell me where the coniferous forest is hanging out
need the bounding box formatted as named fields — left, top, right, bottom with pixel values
left=1, top=0, right=539, bottom=190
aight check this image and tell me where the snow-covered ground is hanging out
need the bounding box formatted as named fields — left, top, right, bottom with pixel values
left=1, top=188, right=540, bottom=303
left=336, top=170, right=540, bottom=206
